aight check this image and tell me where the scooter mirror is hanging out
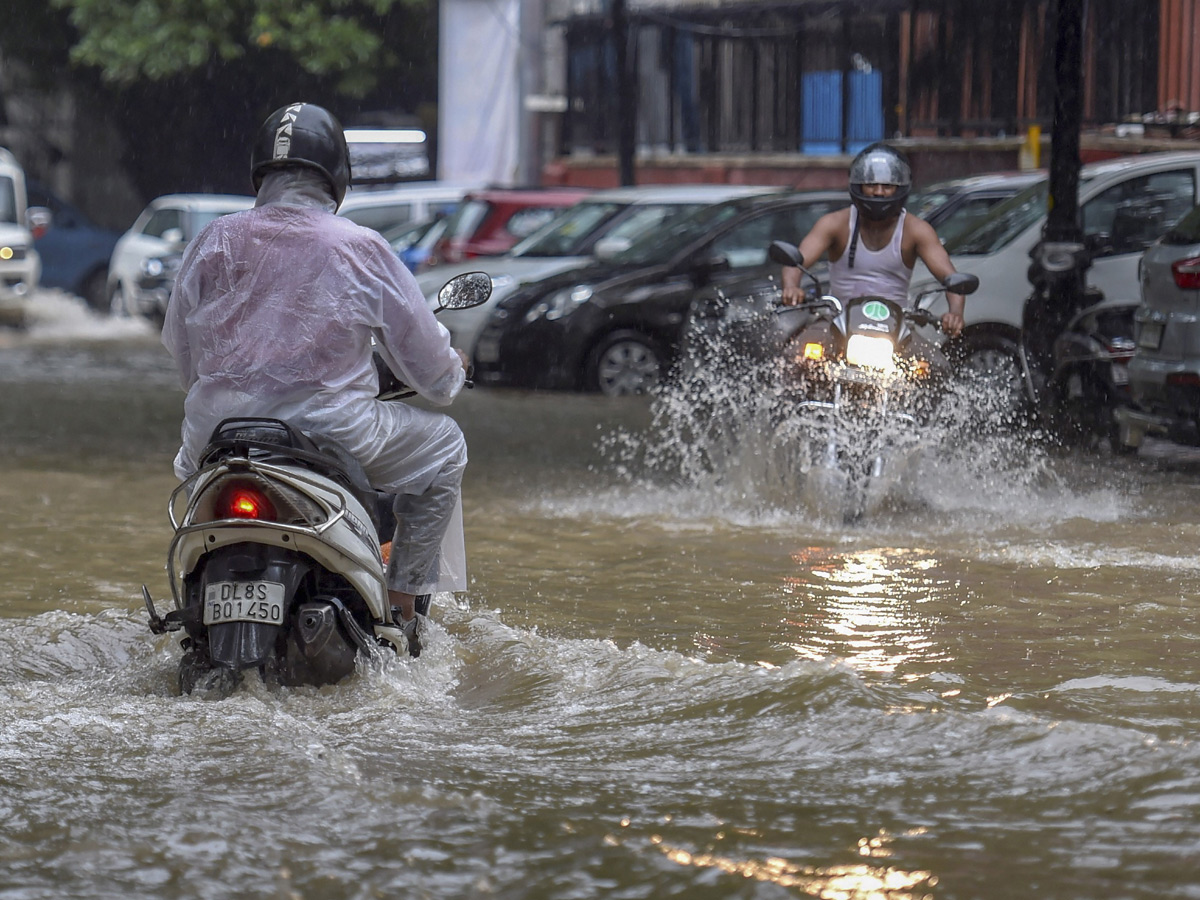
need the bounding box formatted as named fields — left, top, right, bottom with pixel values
left=942, top=272, right=980, bottom=295
left=436, top=271, right=492, bottom=311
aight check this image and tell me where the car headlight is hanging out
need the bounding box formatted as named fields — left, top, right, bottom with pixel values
left=524, top=285, right=593, bottom=323
left=0, top=244, right=28, bottom=261
left=845, top=334, right=896, bottom=370
left=141, top=257, right=165, bottom=278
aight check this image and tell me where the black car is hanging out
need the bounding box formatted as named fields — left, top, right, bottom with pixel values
left=471, top=191, right=844, bottom=395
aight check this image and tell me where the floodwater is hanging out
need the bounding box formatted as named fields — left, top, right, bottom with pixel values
left=3, top=292, right=1200, bottom=899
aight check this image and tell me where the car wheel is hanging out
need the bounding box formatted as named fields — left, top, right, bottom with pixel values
left=81, top=268, right=109, bottom=312
left=956, top=333, right=1027, bottom=416
left=587, top=331, right=663, bottom=397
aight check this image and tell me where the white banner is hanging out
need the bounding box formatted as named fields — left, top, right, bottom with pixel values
left=438, top=0, right=521, bottom=186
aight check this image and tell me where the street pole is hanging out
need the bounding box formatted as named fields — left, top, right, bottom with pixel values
left=612, top=0, right=636, bottom=186
left=1022, top=0, right=1089, bottom=415
left=1045, top=0, right=1084, bottom=243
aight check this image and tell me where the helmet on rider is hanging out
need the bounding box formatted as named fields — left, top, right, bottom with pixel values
left=848, top=142, right=911, bottom=222
left=251, top=102, right=352, bottom=208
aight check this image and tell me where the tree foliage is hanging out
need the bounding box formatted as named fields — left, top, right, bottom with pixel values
left=51, top=0, right=425, bottom=96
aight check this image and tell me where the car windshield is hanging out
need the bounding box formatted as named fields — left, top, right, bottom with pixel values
left=943, top=182, right=1049, bottom=255
left=441, top=199, right=490, bottom=242
left=509, top=201, right=624, bottom=257
left=0, top=176, right=16, bottom=225
left=907, top=188, right=956, bottom=221
left=188, top=207, right=247, bottom=239
left=607, top=202, right=749, bottom=267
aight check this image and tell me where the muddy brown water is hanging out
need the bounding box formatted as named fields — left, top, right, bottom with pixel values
left=2, top=293, right=1200, bottom=899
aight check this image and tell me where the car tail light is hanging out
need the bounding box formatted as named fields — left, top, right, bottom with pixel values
left=1167, top=372, right=1200, bottom=387
left=215, top=481, right=277, bottom=521
left=1171, top=256, right=1200, bottom=289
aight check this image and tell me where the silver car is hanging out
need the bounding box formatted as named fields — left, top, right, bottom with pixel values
left=1116, top=204, right=1200, bottom=449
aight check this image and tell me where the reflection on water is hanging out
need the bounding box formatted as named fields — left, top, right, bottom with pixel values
left=783, top=548, right=949, bottom=675
left=5, top=293, right=1200, bottom=897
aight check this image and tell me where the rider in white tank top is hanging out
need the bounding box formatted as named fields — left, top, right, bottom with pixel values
left=828, top=206, right=912, bottom=302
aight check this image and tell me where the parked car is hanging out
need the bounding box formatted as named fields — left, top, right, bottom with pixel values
left=908, top=171, right=1045, bottom=245
left=910, top=151, right=1200, bottom=385
left=0, top=148, right=39, bottom=327
left=472, top=191, right=844, bottom=395
left=108, top=193, right=254, bottom=318
left=384, top=214, right=452, bottom=273
left=425, top=187, right=593, bottom=268
left=416, top=183, right=786, bottom=357
left=338, top=182, right=474, bottom=235
left=1115, top=202, right=1200, bottom=449
left=24, top=179, right=121, bottom=312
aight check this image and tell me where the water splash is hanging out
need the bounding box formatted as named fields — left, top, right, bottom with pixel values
left=600, top=307, right=1122, bottom=530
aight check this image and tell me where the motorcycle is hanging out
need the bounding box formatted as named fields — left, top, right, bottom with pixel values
left=1017, top=239, right=1137, bottom=452
left=764, top=240, right=979, bottom=521
left=142, top=272, right=492, bottom=695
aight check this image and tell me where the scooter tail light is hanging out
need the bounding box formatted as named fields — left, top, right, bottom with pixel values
left=215, top=481, right=277, bottom=521
left=1171, top=256, right=1200, bottom=289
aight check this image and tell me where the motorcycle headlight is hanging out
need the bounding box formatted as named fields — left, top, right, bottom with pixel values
left=845, top=334, right=896, bottom=371
left=524, top=285, right=593, bottom=323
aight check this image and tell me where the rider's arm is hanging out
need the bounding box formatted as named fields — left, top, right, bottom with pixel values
left=911, top=216, right=966, bottom=335
left=782, top=213, right=838, bottom=305
left=372, top=243, right=467, bottom=405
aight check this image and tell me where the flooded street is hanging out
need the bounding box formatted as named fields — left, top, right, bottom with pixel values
left=3, top=292, right=1200, bottom=899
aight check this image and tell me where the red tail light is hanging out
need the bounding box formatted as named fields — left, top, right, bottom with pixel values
left=1167, top=372, right=1200, bottom=387
left=1171, top=256, right=1200, bottom=289
left=215, top=482, right=276, bottom=521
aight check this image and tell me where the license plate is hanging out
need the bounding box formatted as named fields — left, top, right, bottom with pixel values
left=203, top=581, right=286, bottom=626
left=1137, top=322, right=1163, bottom=350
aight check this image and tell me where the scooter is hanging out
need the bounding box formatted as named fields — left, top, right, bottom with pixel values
left=142, top=272, right=492, bottom=694
left=1017, top=240, right=1137, bottom=452
left=765, top=240, right=979, bottom=521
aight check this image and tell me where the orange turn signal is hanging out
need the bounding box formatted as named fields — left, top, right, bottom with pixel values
left=803, top=342, right=825, bottom=361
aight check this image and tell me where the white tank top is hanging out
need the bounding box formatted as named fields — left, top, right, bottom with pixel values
left=828, top=206, right=912, bottom=301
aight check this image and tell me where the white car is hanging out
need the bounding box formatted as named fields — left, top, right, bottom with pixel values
left=0, top=148, right=40, bottom=326
left=415, top=183, right=785, bottom=357
left=910, top=151, right=1200, bottom=377
left=338, top=182, right=478, bottom=235
left=108, top=193, right=254, bottom=318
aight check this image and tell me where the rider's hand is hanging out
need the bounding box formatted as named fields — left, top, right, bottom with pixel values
left=940, top=311, right=964, bottom=337
left=781, top=284, right=807, bottom=306
left=456, top=348, right=473, bottom=379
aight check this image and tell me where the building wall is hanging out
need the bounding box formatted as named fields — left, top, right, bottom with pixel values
left=1159, top=0, right=1200, bottom=113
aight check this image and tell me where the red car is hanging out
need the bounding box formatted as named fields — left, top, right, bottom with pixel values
left=427, top=187, right=591, bottom=267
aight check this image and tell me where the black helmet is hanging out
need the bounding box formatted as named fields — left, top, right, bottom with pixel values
left=251, top=102, right=352, bottom=207
left=848, top=142, right=911, bottom=221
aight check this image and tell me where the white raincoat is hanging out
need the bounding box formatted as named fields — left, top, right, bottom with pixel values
left=162, top=170, right=469, bottom=594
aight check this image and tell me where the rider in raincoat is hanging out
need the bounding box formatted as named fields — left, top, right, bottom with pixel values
left=162, top=102, right=470, bottom=656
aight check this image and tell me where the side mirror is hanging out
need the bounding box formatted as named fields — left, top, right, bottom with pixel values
left=942, top=272, right=980, bottom=295
left=436, top=271, right=492, bottom=311
left=767, top=239, right=801, bottom=267
left=27, top=206, right=52, bottom=240
left=161, top=227, right=186, bottom=247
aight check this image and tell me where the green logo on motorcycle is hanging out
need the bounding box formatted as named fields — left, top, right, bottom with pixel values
left=862, top=301, right=891, bottom=321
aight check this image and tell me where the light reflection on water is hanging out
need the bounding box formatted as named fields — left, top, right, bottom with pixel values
left=5, top=294, right=1200, bottom=897
left=781, top=548, right=950, bottom=676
